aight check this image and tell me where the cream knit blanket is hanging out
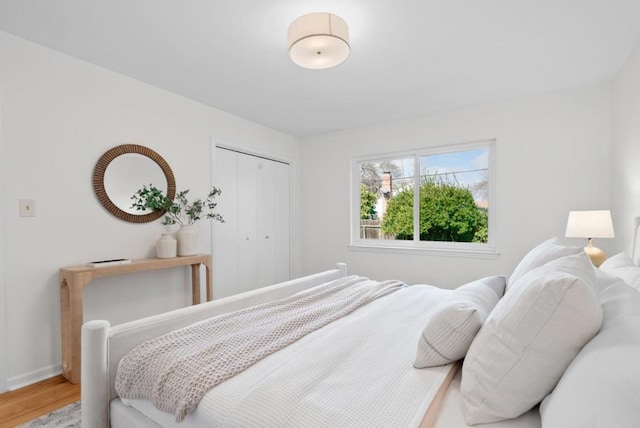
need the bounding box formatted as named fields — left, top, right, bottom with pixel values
left=115, top=275, right=406, bottom=422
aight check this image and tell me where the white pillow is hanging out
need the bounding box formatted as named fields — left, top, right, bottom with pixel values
left=413, top=276, right=505, bottom=368
left=540, top=271, right=640, bottom=428
left=599, top=252, right=640, bottom=291
left=461, top=252, right=602, bottom=425
left=507, top=238, right=583, bottom=291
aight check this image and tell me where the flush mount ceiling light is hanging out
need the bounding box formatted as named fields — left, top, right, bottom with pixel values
left=288, top=13, right=350, bottom=69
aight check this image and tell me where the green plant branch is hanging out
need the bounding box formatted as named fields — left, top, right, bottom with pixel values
left=131, top=184, right=225, bottom=226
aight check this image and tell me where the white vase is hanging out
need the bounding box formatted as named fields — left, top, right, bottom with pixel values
left=176, top=225, right=197, bottom=256
left=156, top=233, right=177, bottom=258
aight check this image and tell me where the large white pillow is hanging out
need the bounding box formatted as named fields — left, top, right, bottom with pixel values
left=540, top=270, right=640, bottom=428
left=507, top=238, right=583, bottom=291
left=461, top=252, right=602, bottom=425
left=413, top=276, right=505, bottom=368
left=599, top=252, right=640, bottom=291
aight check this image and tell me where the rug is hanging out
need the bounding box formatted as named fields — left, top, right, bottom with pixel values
left=18, top=401, right=81, bottom=428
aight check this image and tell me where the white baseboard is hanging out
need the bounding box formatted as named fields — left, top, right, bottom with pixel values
left=6, top=363, right=62, bottom=390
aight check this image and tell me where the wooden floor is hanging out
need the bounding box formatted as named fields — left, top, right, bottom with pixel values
left=0, top=376, right=80, bottom=428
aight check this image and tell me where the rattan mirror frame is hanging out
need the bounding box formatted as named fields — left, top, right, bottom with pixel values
left=93, top=144, right=176, bottom=223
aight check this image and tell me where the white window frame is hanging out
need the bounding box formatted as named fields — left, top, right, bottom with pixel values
left=349, top=139, right=498, bottom=258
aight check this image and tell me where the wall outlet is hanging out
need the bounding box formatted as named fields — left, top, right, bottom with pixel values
left=19, top=199, right=35, bottom=217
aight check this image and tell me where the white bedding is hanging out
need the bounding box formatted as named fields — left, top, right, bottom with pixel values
left=116, top=276, right=406, bottom=421
left=120, top=284, right=455, bottom=428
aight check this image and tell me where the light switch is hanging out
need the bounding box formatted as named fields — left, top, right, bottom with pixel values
left=19, top=199, right=35, bottom=217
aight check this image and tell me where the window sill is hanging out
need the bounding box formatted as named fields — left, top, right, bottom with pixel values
left=348, top=244, right=500, bottom=259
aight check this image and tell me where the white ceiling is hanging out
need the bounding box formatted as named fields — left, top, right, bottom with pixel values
left=1, top=0, right=640, bottom=138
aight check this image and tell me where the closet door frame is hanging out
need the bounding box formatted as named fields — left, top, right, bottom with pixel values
left=210, top=140, right=294, bottom=295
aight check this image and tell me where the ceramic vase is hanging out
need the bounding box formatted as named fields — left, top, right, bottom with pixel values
left=156, top=233, right=177, bottom=258
left=176, top=225, right=197, bottom=256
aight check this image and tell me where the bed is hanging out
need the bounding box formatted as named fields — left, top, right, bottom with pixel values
left=81, top=225, right=640, bottom=428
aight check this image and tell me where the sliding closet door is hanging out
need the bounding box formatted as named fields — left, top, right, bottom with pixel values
left=236, top=153, right=260, bottom=293
left=256, top=158, right=276, bottom=287
left=214, top=147, right=290, bottom=298
left=256, top=159, right=291, bottom=287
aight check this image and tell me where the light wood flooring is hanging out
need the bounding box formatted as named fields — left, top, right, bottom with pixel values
left=0, top=376, right=80, bottom=428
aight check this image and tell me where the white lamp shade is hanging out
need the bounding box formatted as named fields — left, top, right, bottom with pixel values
left=565, top=210, right=615, bottom=238
left=288, top=13, right=350, bottom=69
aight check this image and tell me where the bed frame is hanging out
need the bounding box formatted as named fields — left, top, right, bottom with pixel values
left=81, top=263, right=347, bottom=428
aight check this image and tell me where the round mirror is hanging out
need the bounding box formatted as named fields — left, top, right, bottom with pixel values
left=93, top=144, right=176, bottom=223
left=104, top=153, right=167, bottom=215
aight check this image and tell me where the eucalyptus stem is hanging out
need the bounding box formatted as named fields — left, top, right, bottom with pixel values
left=131, top=184, right=225, bottom=226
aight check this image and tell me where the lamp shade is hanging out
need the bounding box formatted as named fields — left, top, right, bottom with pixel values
left=288, top=13, right=350, bottom=69
left=565, top=210, right=615, bottom=238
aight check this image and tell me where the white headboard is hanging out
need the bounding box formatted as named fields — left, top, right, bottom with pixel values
left=633, top=216, right=640, bottom=265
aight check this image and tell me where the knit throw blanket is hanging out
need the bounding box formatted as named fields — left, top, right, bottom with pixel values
left=115, top=275, right=406, bottom=422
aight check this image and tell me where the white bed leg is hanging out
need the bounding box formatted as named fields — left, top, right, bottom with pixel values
left=337, top=263, right=347, bottom=277
left=82, top=320, right=111, bottom=428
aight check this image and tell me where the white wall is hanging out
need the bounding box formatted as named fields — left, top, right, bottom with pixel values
left=300, top=83, right=613, bottom=288
left=0, top=31, right=299, bottom=388
left=612, top=40, right=640, bottom=255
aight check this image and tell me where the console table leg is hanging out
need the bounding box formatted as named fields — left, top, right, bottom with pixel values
left=60, top=272, right=89, bottom=384
left=191, top=264, right=201, bottom=305
left=60, top=277, right=72, bottom=382
left=205, top=262, right=212, bottom=301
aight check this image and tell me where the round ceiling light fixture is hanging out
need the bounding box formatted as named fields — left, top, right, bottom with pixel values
left=288, top=13, right=350, bottom=70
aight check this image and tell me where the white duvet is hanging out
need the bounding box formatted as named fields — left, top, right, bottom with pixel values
left=121, top=283, right=454, bottom=428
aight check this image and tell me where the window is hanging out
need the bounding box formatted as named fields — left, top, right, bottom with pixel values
left=351, top=140, right=495, bottom=256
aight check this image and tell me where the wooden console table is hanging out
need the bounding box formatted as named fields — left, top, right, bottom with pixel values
left=59, top=254, right=212, bottom=384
